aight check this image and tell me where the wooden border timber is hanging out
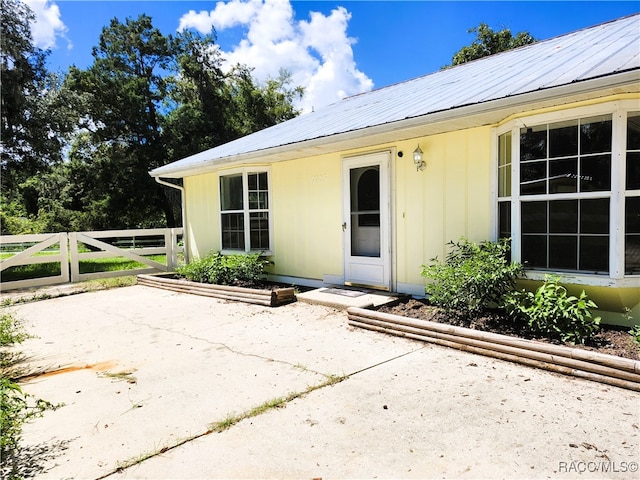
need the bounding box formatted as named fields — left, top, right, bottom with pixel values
left=137, top=273, right=296, bottom=307
left=347, top=307, right=640, bottom=392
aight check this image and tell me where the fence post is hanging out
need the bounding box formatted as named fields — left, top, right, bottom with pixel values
left=68, top=232, right=80, bottom=282
left=165, top=229, right=174, bottom=271
left=60, top=232, right=70, bottom=283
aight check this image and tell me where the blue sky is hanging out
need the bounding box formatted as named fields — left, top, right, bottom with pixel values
left=25, top=1, right=640, bottom=111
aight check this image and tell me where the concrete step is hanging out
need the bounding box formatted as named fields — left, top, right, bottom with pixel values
left=296, top=286, right=406, bottom=310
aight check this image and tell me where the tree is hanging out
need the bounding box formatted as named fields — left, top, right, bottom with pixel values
left=65, top=15, right=178, bottom=228
left=164, top=34, right=303, bottom=161
left=449, top=23, right=536, bottom=66
left=0, top=0, right=74, bottom=217
left=7, top=13, right=303, bottom=233
left=226, top=66, right=303, bottom=137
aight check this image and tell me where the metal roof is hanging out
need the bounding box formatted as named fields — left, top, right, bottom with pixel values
left=152, top=14, right=640, bottom=178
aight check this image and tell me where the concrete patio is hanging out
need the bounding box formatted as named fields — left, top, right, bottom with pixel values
left=6, top=285, right=639, bottom=479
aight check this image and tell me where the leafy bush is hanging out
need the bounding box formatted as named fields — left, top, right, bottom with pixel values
left=176, top=252, right=269, bottom=287
left=421, top=237, right=523, bottom=316
left=629, top=325, right=640, bottom=347
left=504, top=275, right=601, bottom=344
left=1, top=311, right=58, bottom=479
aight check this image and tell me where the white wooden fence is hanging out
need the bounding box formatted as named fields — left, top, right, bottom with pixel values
left=0, top=228, right=183, bottom=291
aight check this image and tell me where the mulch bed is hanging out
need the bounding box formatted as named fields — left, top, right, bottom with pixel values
left=377, top=298, right=640, bottom=361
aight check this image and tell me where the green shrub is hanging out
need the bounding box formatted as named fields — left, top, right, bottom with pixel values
left=176, top=252, right=269, bottom=286
left=629, top=325, right=640, bottom=347
left=421, top=237, right=523, bottom=316
left=504, top=275, right=601, bottom=344
left=1, top=311, right=58, bottom=479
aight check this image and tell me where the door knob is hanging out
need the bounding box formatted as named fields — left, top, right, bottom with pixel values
left=342, top=222, right=347, bottom=231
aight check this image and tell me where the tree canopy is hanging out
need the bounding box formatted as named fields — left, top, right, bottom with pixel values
left=1, top=6, right=302, bottom=234
left=449, top=23, right=536, bottom=66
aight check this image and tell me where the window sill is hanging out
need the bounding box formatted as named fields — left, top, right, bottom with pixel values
left=523, top=270, right=640, bottom=288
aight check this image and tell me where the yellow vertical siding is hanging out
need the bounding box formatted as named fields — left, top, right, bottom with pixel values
left=395, top=127, right=493, bottom=287
left=271, top=156, right=343, bottom=280
left=184, top=173, right=220, bottom=259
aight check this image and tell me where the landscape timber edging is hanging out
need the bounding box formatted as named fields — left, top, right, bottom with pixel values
left=347, top=306, right=640, bottom=392
left=137, top=273, right=296, bottom=307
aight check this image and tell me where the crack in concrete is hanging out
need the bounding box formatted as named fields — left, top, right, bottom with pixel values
left=129, top=318, right=331, bottom=379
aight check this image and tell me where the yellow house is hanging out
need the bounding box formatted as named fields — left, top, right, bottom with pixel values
left=151, top=15, right=640, bottom=326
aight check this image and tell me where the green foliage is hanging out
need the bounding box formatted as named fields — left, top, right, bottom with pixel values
left=629, top=325, right=640, bottom=347
left=504, top=276, right=601, bottom=344
left=177, top=252, right=270, bottom=287
left=0, top=194, right=47, bottom=235
left=0, top=311, right=29, bottom=358
left=421, top=237, right=523, bottom=316
left=6, top=14, right=303, bottom=233
left=1, top=310, right=58, bottom=479
left=449, top=23, right=536, bottom=66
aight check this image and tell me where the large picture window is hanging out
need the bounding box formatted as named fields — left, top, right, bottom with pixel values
left=519, top=115, right=612, bottom=273
left=497, top=103, right=639, bottom=282
left=220, top=170, right=271, bottom=252
left=627, top=112, right=640, bottom=274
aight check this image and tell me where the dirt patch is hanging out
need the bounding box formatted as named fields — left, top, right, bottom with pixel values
left=377, top=298, right=640, bottom=361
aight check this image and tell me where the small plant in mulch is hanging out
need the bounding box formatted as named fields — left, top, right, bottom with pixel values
left=176, top=252, right=271, bottom=288
left=629, top=325, right=640, bottom=347
left=504, top=275, right=601, bottom=345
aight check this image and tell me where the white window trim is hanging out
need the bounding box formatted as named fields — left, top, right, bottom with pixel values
left=495, top=99, right=639, bottom=287
left=219, top=167, right=273, bottom=256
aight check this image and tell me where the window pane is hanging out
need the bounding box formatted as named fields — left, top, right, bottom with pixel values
left=221, top=213, right=245, bottom=250
left=625, top=235, right=640, bottom=275
left=549, top=236, right=577, bottom=270
left=549, top=158, right=577, bottom=193
left=352, top=167, right=380, bottom=211
left=549, top=200, right=577, bottom=233
left=522, top=202, right=546, bottom=233
left=626, top=197, right=640, bottom=274
left=627, top=112, right=640, bottom=150
left=580, top=116, right=612, bottom=155
left=549, top=120, right=578, bottom=158
left=498, top=132, right=511, bottom=167
left=248, top=173, right=269, bottom=210
left=580, top=198, right=609, bottom=234
left=258, top=172, right=268, bottom=190
left=498, top=165, right=511, bottom=197
left=520, top=161, right=546, bottom=195
left=249, top=212, right=269, bottom=250
left=220, top=175, right=243, bottom=211
left=579, top=236, right=609, bottom=273
left=247, top=173, right=257, bottom=190
left=626, top=152, right=640, bottom=190
left=521, top=235, right=547, bottom=268
left=498, top=202, right=511, bottom=239
left=580, top=154, right=611, bottom=192
left=626, top=196, right=640, bottom=234
left=520, top=126, right=547, bottom=161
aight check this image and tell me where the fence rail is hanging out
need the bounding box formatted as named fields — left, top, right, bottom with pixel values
left=0, top=228, right=183, bottom=291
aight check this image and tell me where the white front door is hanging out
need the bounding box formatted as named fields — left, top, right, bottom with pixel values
left=343, top=151, right=391, bottom=290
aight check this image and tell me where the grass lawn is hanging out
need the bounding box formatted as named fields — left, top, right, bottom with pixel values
left=1, top=254, right=167, bottom=283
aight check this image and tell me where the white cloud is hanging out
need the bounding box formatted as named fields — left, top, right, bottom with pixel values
left=23, top=0, right=71, bottom=50
left=178, top=0, right=373, bottom=112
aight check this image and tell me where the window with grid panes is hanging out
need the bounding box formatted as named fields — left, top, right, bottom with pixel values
left=220, top=171, right=270, bottom=252
left=519, top=115, right=612, bottom=273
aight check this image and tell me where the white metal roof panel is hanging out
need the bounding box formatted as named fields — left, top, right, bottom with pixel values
left=152, top=14, right=640, bottom=177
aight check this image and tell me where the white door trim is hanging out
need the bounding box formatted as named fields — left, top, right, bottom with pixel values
left=342, top=151, right=391, bottom=290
